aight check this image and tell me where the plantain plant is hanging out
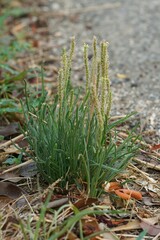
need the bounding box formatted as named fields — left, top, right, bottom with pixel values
left=23, top=37, right=138, bottom=197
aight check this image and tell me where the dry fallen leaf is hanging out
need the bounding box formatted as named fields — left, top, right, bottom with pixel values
left=143, top=197, right=160, bottom=206
left=0, top=196, right=12, bottom=209
left=0, top=170, right=23, bottom=183
left=99, top=223, right=120, bottom=240
left=73, top=197, right=98, bottom=210
left=150, top=144, right=160, bottom=151
left=1, top=215, right=19, bottom=232
left=82, top=216, right=100, bottom=239
left=0, top=182, right=24, bottom=199
left=0, top=122, right=20, bottom=137
left=110, top=219, right=141, bottom=232
left=2, top=145, right=20, bottom=154
left=19, top=161, right=37, bottom=177
left=114, top=189, right=142, bottom=200
left=139, top=216, right=160, bottom=236
left=67, top=231, right=80, bottom=240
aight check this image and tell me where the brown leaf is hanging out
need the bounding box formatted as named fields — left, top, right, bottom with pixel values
left=73, top=198, right=98, bottom=210
left=139, top=216, right=160, bottom=236
left=67, top=231, right=80, bottom=240
left=82, top=216, right=100, bottom=239
left=0, top=123, right=20, bottom=137
left=0, top=196, right=12, bottom=209
left=2, top=145, right=20, bottom=154
left=143, top=197, right=160, bottom=206
left=97, top=214, right=128, bottom=228
left=110, top=219, right=141, bottom=232
left=150, top=144, right=160, bottom=151
left=0, top=182, right=24, bottom=199
left=19, top=161, right=37, bottom=177
left=2, top=216, right=19, bottom=231
left=0, top=170, right=23, bottom=183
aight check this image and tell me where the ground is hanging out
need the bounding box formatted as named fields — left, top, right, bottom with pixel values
left=47, top=0, right=160, bottom=138
left=0, top=0, right=160, bottom=239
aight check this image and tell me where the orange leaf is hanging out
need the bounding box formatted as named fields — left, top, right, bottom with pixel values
left=150, top=144, right=160, bottom=151
left=103, top=182, right=121, bottom=192
left=115, top=189, right=142, bottom=200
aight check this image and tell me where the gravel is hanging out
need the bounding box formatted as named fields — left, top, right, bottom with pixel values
left=48, top=0, right=160, bottom=138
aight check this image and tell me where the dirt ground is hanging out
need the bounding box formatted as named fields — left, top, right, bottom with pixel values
left=44, top=0, right=160, bottom=140
left=0, top=1, right=160, bottom=239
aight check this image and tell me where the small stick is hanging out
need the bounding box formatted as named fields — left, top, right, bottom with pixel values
left=128, top=163, right=158, bottom=183
left=47, top=198, right=68, bottom=209
left=116, top=233, right=152, bottom=239
left=118, top=132, right=150, bottom=148
left=118, top=132, right=160, bottom=158
left=140, top=149, right=160, bottom=159
left=132, top=157, right=160, bottom=171
left=0, top=134, right=24, bottom=149
left=1, top=159, right=34, bottom=174
left=110, top=115, right=127, bottom=121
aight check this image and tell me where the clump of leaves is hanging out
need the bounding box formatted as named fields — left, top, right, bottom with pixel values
left=23, top=38, right=138, bottom=197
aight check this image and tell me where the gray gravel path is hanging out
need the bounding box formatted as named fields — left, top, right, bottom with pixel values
left=48, top=0, right=160, bottom=138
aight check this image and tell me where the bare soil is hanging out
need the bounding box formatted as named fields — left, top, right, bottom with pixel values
left=47, top=0, right=160, bottom=140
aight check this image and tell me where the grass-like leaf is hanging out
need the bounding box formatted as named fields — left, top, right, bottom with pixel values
left=23, top=38, right=138, bottom=197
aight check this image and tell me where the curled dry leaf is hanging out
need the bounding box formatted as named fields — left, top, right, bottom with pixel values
left=140, top=180, right=160, bottom=196
left=0, top=182, right=24, bottom=199
left=103, top=181, right=121, bottom=192
left=103, top=181, right=142, bottom=200
left=114, top=189, right=142, bottom=200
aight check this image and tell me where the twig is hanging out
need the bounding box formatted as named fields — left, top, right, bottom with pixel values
left=153, top=232, right=160, bottom=240
left=140, top=148, right=160, bottom=159
left=47, top=198, right=68, bottom=209
left=128, top=163, right=157, bottom=183
left=110, top=115, right=127, bottom=121
left=0, top=134, right=24, bottom=149
left=132, top=157, right=160, bottom=171
left=116, top=233, right=152, bottom=239
left=118, top=132, right=150, bottom=148
left=118, top=131, right=160, bottom=158
left=1, top=159, right=34, bottom=174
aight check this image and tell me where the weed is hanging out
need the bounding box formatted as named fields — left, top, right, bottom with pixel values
left=23, top=38, right=138, bottom=197
left=17, top=199, right=122, bottom=240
